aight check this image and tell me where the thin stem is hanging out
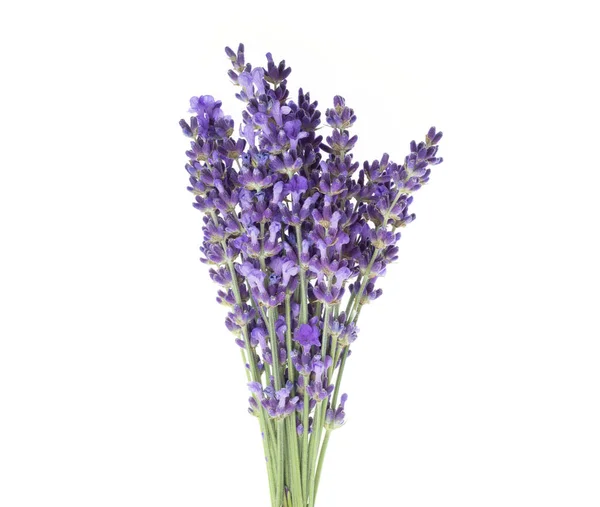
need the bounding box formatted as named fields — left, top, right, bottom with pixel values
left=354, top=303, right=364, bottom=323
left=240, top=349, right=251, bottom=382
left=295, top=225, right=308, bottom=325
left=348, top=249, right=379, bottom=322
left=260, top=222, right=267, bottom=272
left=331, top=347, right=348, bottom=409
left=284, top=437, right=291, bottom=498
left=285, top=294, right=295, bottom=386
left=276, top=419, right=285, bottom=505
left=313, top=430, right=331, bottom=502
left=307, top=401, right=322, bottom=506
left=265, top=417, right=278, bottom=463
left=285, top=415, right=303, bottom=507
left=268, top=307, right=282, bottom=390
left=327, top=317, right=338, bottom=381
left=308, top=400, right=328, bottom=507
left=321, top=305, right=331, bottom=359
left=301, top=378, right=310, bottom=500
left=263, top=422, right=277, bottom=506
left=345, top=273, right=361, bottom=315
left=311, top=402, right=329, bottom=507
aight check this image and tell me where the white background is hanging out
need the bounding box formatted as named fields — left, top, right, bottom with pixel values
left=1, top=1, right=599, bottom=506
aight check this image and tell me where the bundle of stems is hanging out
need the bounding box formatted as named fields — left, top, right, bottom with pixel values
left=179, top=43, right=443, bottom=507
left=248, top=254, right=376, bottom=507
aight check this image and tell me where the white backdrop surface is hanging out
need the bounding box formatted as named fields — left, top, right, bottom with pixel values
left=1, top=1, right=599, bottom=506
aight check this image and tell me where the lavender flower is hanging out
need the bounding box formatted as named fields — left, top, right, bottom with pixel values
left=293, top=322, right=320, bottom=352
left=179, top=43, right=444, bottom=507
left=325, top=393, right=348, bottom=430
left=250, top=379, right=300, bottom=420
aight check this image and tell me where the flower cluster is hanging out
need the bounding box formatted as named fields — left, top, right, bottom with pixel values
left=180, top=43, right=443, bottom=507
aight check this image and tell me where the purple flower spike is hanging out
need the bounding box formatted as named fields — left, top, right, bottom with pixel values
left=325, top=96, right=357, bottom=129
left=325, top=393, right=348, bottom=430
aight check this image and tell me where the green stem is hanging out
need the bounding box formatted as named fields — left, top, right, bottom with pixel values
left=321, top=305, right=331, bottom=359
left=314, top=302, right=322, bottom=323
left=285, top=294, right=295, bottom=386
left=277, top=419, right=285, bottom=505
left=266, top=418, right=278, bottom=467
left=295, top=225, right=308, bottom=324
left=301, top=379, right=310, bottom=501
left=268, top=307, right=283, bottom=390
left=308, top=398, right=329, bottom=507
left=348, top=249, right=379, bottom=322
left=263, top=420, right=277, bottom=506
left=344, top=273, right=361, bottom=315
left=327, top=328, right=338, bottom=381
left=313, top=430, right=331, bottom=502
left=331, top=347, right=348, bottom=410
left=260, top=222, right=267, bottom=271
left=285, top=415, right=304, bottom=507
left=354, top=303, right=364, bottom=323
left=309, top=405, right=329, bottom=507
left=333, top=343, right=343, bottom=373
left=240, top=349, right=251, bottom=382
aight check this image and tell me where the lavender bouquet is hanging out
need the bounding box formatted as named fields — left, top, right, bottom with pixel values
left=179, top=44, right=443, bottom=507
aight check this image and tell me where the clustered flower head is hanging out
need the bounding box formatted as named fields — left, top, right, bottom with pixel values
left=180, top=43, right=443, bottom=507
